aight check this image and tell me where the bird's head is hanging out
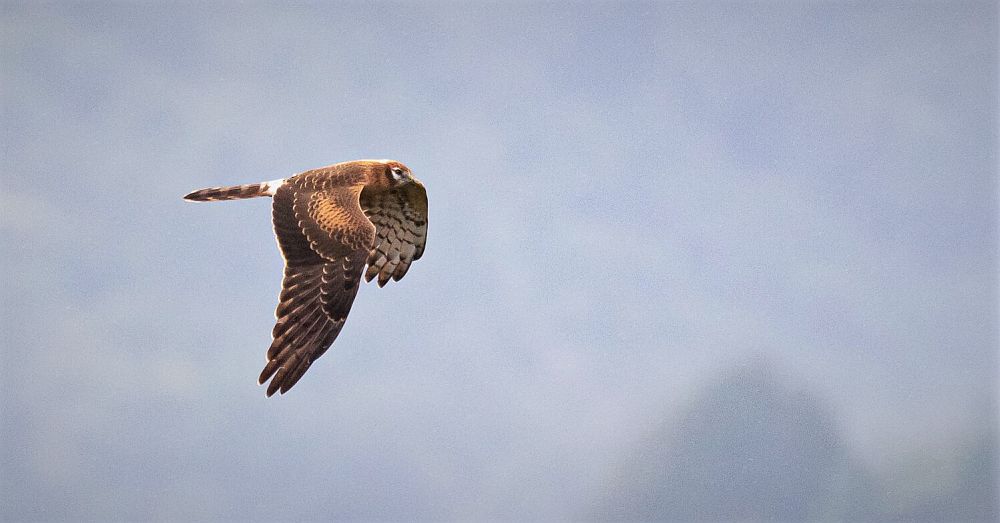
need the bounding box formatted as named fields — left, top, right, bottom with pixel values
left=379, top=159, right=413, bottom=187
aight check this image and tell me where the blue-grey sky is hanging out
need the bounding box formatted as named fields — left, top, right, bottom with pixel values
left=2, top=1, right=996, bottom=520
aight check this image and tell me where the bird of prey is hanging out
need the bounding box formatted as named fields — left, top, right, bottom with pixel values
left=184, top=159, right=427, bottom=396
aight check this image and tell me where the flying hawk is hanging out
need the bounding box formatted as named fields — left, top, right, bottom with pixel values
left=184, top=159, right=428, bottom=396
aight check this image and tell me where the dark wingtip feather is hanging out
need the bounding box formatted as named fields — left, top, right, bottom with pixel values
left=259, top=359, right=279, bottom=385
left=392, top=261, right=411, bottom=281
left=266, top=376, right=283, bottom=397
left=364, top=262, right=380, bottom=283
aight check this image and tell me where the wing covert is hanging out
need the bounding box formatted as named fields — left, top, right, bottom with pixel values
left=293, top=182, right=375, bottom=261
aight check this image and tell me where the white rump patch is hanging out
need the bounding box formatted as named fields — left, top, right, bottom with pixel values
left=262, top=178, right=285, bottom=196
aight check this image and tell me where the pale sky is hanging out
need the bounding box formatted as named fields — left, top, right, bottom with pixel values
left=2, top=2, right=996, bottom=520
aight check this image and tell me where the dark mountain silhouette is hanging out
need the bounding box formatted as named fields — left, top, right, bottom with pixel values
left=593, top=359, right=881, bottom=520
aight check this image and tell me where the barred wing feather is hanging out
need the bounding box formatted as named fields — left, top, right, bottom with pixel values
left=360, top=181, right=428, bottom=287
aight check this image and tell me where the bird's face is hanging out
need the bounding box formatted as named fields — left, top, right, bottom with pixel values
left=382, top=160, right=413, bottom=187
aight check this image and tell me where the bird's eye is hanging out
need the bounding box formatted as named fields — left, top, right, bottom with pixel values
left=390, top=167, right=404, bottom=181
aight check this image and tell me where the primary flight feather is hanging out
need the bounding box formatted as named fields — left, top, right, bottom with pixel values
left=184, top=159, right=428, bottom=396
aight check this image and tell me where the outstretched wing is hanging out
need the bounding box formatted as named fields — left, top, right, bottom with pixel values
left=259, top=180, right=374, bottom=396
left=360, top=180, right=428, bottom=287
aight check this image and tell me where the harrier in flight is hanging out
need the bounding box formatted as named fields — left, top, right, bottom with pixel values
left=184, top=160, right=428, bottom=396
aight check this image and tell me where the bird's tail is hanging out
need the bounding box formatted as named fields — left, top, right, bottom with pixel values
left=183, top=179, right=283, bottom=202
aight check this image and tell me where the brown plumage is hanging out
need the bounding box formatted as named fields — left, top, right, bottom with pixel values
left=184, top=160, right=428, bottom=396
